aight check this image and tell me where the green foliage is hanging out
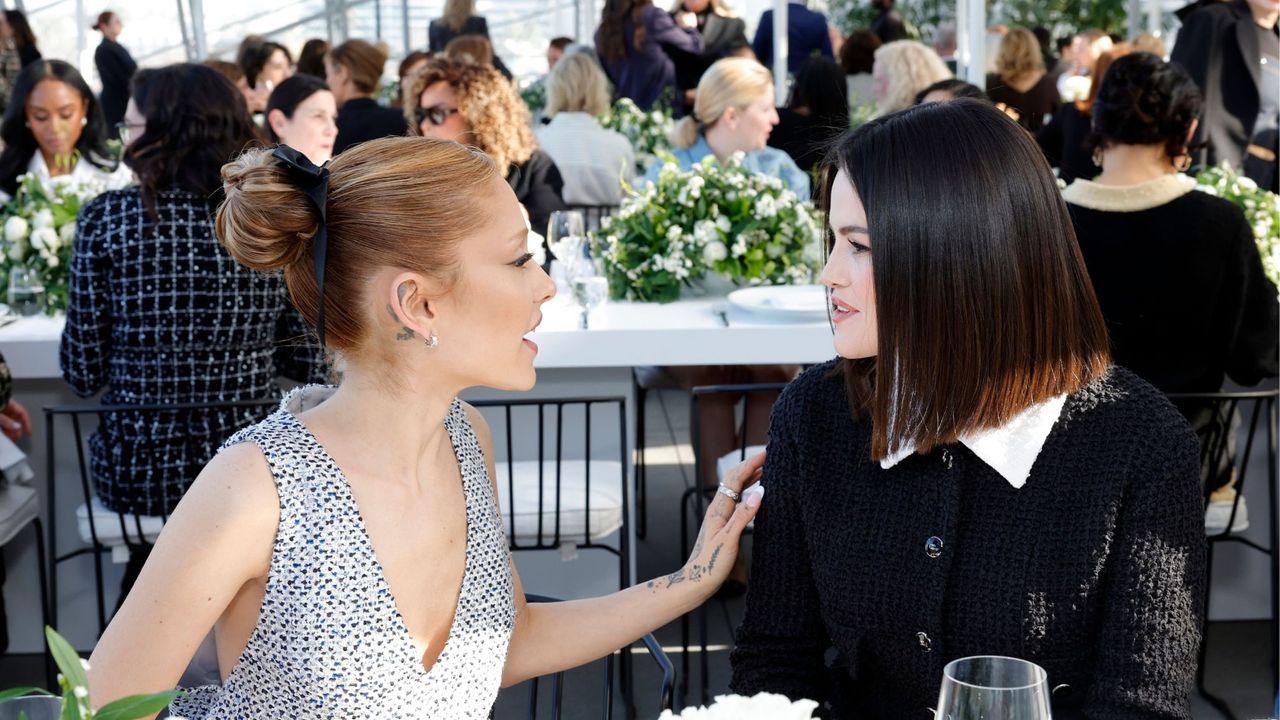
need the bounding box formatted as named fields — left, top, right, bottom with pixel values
left=598, top=97, right=675, bottom=176
left=828, top=0, right=1129, bottom=41
left=1195, top=164, right=1280, bottom=288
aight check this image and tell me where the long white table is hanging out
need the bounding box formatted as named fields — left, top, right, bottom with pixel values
left=0, top=297, right=836, bottom=377
left=0, top=297, right=838, bottom=653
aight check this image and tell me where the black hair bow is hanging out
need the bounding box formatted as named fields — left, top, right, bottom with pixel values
left=272, top=144, right=331, bottom=349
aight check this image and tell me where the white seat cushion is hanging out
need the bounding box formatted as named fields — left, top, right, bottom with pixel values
left=493, top=459, right=624, bottom=545
left=717, top=445, right=767, bottom=483
left=0, top=483, right=38, bottom=546
left=76, top=496, right=165, bottom=547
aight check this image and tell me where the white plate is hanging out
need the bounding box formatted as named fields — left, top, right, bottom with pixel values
left=727, top=285, right=828, bottom=320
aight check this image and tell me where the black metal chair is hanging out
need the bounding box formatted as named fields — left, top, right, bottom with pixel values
left=1167, top=389, right=1279, bottom=720
left=505, top=594, right=674, bottom=719
left=43, top=398, right=279, bottom=636
left=678, top=382, right=787, bottom=708
left=0, top=476, right=51, bottom=687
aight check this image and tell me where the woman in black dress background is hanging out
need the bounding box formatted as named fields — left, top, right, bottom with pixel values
left=93, top=10, right=137, bottom=135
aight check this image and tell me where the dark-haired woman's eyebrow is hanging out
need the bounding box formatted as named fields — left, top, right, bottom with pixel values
left=837, top=225, right=870, bottom=237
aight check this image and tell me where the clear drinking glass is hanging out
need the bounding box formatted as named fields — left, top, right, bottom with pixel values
left=547, top=210, right=587, bottom=280
left=935, top=656, right=1052, bottom=720
left=572, top=275, right=609, bottom=329
left=7, top=267, right=46, bottom=317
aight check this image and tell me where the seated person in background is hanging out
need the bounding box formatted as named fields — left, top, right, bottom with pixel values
left=60, top=64, right=326, bottom=605
left=443, top=33, right=513, bottom=79
left=870, top=40, right=952, bottom=116
left=264, top=74, right=338, bottom=166
left=733, top=98, right=1206, bottom=720
left=1037, top=44, right=1132, bottom=184
left=840, top=29, right=881, bottom=111
left=667, top=0, right=751, bottom=115
left=1062, top=53, right=1279, bottom=524
left=535, top=49, right=635, bottom=208
left=985, top=27, right=1059, bottom=131
left=769, top=56, right=850, bottom=176
left=326, top=39, right=408, bottom=155
left=646, top=57, right=808, bottom=197
left=0, top=60, right=131, bottom=200
left=408, top=58, right=567, bottom=236
left=915, top=77, right=988, bottom=104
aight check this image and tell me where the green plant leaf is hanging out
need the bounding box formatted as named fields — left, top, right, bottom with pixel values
left=45, top=626, right=89, bottom=691
left=92, top=692, right=183, bottom=720
left=0, top=687, right=53, bottom=700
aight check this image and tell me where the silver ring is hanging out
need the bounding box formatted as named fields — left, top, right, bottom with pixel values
left=717, top=482, right=742, bottom=502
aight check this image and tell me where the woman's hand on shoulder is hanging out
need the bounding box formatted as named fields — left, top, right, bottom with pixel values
left=87, top=441, right=280, bottom=711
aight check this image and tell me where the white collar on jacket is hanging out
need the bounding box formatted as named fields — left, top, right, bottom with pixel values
left=879, top=394, right=1067, bottom=489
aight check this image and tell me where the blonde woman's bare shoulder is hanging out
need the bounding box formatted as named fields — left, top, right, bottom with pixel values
left=162, top=440, right=281, bottom=553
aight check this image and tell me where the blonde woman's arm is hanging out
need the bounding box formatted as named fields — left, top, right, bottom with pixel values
left=461, top=405, right=763, bottom=687
left=86, top=443, right=280, bottom=716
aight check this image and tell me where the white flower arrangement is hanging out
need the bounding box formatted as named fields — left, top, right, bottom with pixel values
left=658, top=692, right=819, bottom=719
left=1194, top=163, right=1280, bottom=289
left=591, top=154, right=824, bottom=302
left=599, top=96, right=675, bottom=175
left=1060, top=74, right=1092, bottom=103
left=0, top=170, right=128, bottom=313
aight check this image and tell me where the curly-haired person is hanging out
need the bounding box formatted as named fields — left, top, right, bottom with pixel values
left=406, top=58, right=566, bottom=236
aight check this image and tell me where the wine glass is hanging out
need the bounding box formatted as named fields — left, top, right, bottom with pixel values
left=547, top=210, right=587, bottom=282
left=7, top=267, right=46, bottom=317
left=571, top=270, right=609, bottom=329
left=935, top=656, right=1052, bottom=720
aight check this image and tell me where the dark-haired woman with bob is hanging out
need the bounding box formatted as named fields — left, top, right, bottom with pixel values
left=730, top=98, right=1206, bottom=718
left=1063, top=52, right=1278, bottom=529
left=0, top=60, right=130, bottom=200
left=60, top=63, right=326, bottom=603
left=265, top=74, right=337, bottom=165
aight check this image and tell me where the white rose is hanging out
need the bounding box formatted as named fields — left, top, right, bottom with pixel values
left=4, top=215, right=28, bottom=242
left=1237, top=176, right=1258, bottom=192
left=46, top=254, right=59, bottom=268
left=7, top=240, right=25, bottom=261
left=30, top=226, right=58, bottom=253
left=703, top=240, right=728, bottom=263
left=58, top=222, right=76, bottom=246
left=32, top=208, right=54, bottom=231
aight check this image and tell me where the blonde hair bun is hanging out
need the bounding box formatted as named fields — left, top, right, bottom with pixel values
left=218, top=147, right=319, bottom=273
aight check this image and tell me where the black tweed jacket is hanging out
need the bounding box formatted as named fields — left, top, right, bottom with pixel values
left=731, top=362, right=1205, bottom=719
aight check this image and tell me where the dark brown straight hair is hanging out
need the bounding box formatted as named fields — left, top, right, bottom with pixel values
left=820, top=98, right=1111, bottom=461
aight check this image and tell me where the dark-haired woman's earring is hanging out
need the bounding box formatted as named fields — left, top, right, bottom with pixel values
left=1091, top=148, right=1104, bottom=168
left=425, top=333, right=439, bottom=349
left=80, top=117, right=87, bottom=127
left=1175, top=153, right=1192, bottom=173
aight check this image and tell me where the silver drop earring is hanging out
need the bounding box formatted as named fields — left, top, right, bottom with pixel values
left=425, top=333, right=439, bottom=349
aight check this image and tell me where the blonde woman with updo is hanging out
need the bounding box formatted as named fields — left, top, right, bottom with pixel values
left=985, top=27, right=1059, bottom=132
left=408, top=58, right=567, bottom=235
left=86, top=136, right=765, bottom=716
left=869, top=39, right=951, bottom=116
left=643, top=56, right=808, bottom=196
left=535, top=49, right=635, bottom=206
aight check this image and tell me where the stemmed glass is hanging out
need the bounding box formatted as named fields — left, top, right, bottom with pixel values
left=547, top=210, right=587, bottom=281
left=7, top=267, right=45, bottom=317
left=935, top=656, right=1052, bottom=720
left=571, top=261, right=609, bottom=329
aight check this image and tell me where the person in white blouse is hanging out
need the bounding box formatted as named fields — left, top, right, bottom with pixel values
left=534, top=48, right=635, bottom=209
left=0, top=59, right=132, bottom=202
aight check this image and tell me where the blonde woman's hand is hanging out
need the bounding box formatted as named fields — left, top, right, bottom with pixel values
left=653, top=451, right=765, bottom=600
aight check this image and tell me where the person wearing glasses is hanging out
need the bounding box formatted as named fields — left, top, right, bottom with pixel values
left=326, top=39, right=407, bottom=155
left=407, top=58, right=567, bottom=237
left=0, top=59, right=131, bottom=201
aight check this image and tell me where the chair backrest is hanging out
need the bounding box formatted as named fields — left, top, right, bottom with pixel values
left=467, top=396, right=628, bottom=554
left=43, top=397, right=280, bottom=632
left=512, top=594, right=674, bottom=719
left=1165, top=388, right=1278, bottom=538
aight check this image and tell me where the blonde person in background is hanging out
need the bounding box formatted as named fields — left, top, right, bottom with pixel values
left=535, top=49, right=635, bottom=208
left=870, top=40, right=951, bottom=116
left=985, top=27, right=1060, bottom=132
left=645, top=56, right=807, bottom=195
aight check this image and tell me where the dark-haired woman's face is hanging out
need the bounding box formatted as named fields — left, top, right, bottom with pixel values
left=259, top=48, right=292, bottom=90
left=820, top=169, right=878, bottom=359
left=26, top=79, right=88, bottom=163
left=270, top=90, right=338, bottom=166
